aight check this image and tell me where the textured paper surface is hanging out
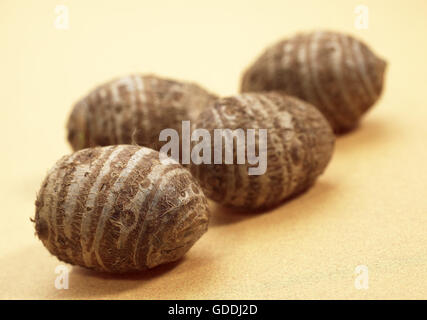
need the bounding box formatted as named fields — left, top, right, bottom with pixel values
left=1, top=0, right=426, bottom=299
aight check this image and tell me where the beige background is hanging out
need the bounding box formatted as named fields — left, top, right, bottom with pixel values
left=1, top=0, right=426, bottom=299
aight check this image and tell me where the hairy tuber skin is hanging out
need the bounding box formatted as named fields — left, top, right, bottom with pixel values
left=191, top=92, right=335, bottom=210
left=34, top=145, right=209, bottom=273
left=67, top=74, right=217, bottom=151
left=241, top=31, right=387, bottom=133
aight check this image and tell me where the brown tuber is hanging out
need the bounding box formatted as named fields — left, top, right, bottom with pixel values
left=34, top=145, right=209, bottom=273
left=190, top=92, right=335, bottom=210
left=67, top=74, right=217, bottom=151
left=241, top=31, right=387, bottom=133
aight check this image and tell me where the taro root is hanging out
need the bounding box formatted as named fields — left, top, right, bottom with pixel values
left=241, top=31, right=387, bottom=133
left=190, top=92, right=335, bottom=210
left=67, top=74, right=217, bottom=151
left=34, top=145, right=209, bottom=273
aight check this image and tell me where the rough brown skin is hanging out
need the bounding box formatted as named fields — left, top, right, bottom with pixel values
left=241, top=31, right=387, bottom=133
left=34, top=145, right=209, bottom=273
left=67, top=74, right=217, bottom=151
left=190, top=92, right=335, bottom=210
